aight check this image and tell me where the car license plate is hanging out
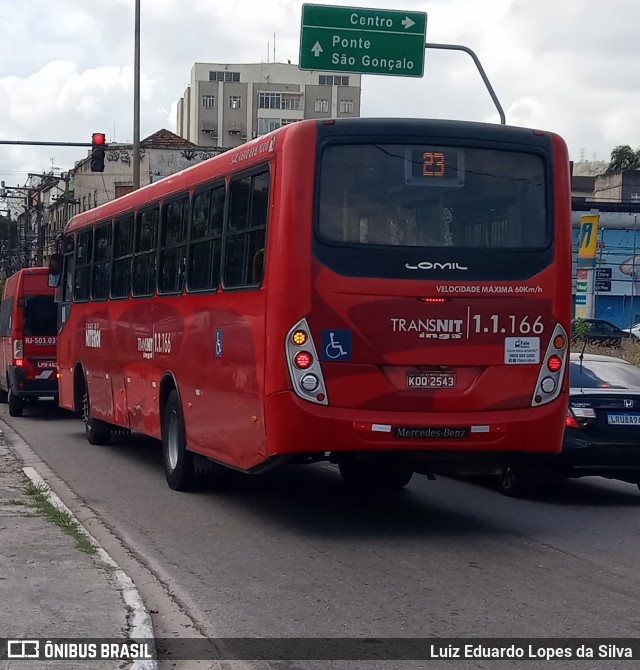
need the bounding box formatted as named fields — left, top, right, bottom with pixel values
left=607, top=413, right=640, bottom=425
left=407, top=371, right=456, bottom=388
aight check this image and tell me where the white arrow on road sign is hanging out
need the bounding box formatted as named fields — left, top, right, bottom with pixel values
left=312, top=41, right=323, bottom=57
left=401, top=16, right=415, bottom=29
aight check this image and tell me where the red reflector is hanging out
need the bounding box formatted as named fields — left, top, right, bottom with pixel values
left=547, top=355, right=562, bottom=372
left=316, top=393, right=326, bottom=402
left=294, top=351, right=313, bottom=369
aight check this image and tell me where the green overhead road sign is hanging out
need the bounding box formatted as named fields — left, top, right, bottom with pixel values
left=299, top=4, right=427, bottom=77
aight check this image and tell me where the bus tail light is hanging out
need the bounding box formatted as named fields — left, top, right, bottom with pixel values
left=286, top=318, right=328, bottom=405
left=531, top=323, right=568, bottom=407
left=294, top=351, right=313, bottom=369
left=547, top=355, right=562, bottom=372
left=13, top=339, right=23, bottom=361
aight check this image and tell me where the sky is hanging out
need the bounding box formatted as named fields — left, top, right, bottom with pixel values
left=1, top=0, right=639, bottom=188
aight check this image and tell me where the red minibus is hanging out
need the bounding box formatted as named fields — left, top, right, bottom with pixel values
left=0, top=267, right=58, bottom=416
left=49, top=118, right=572, bottom=490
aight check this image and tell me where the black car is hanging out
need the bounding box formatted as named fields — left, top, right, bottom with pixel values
left=571, top=318, right=632, bottom=346
left=498, top=353, right=640, bottom=495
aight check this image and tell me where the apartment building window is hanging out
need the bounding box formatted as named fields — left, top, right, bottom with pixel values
left=229, top=95, right=242, bottom=109
left=315, top=99, right=329, bottom=113
left=257, top=92, right=301, bottom=110
left=319, top=75, right=349, bottom=86
left=339, top=100, right=354, bottom=114
left=202, top=94, right=216, bottom=108
left=256, top=118, right=299, bottom=135
left=258, top=92, right=280, bottom=109
left=282, top=96, right=301, bottom=110
left=257, top=118, right=282, bottom=135
left=209, top=71, right=240, bottom=82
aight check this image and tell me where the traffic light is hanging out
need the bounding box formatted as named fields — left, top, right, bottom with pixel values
left=90, top=132, right=107, bottom=172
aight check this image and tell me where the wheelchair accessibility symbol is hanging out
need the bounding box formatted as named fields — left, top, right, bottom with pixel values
left=321, top=329, right=352, bottom=361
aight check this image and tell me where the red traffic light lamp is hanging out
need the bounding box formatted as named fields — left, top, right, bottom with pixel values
left=90, top=132, right=107, bottom=172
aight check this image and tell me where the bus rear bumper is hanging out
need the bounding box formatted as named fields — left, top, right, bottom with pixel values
left=266, top=391, right=567, bottom=459
left=8, top=366, right=59, bottom=399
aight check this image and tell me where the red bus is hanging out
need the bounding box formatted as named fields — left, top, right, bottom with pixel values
left=0, top=267, right=58, bottom=416
left=49, top=118, right=571, bottom=491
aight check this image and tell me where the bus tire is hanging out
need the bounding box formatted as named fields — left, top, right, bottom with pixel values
left=8, top=388, right=23, bottom=417
left=0, top=382, right=8, bottom=403
left=339, top=458, right=413, bottom=489
left=162, top=390, right=196, bottom=491
left=82, top=385, right=111, bottom=446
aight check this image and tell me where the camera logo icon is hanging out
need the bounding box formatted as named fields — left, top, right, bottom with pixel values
left=7, top=640, right=40, bottom=659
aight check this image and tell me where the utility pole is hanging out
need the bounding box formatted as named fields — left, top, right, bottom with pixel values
left=133, top=0, right=141, bottom=190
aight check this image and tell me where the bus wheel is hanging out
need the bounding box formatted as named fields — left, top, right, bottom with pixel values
left=0, top=386, right=8, bottom=403
left=338, top=458, right=413, bottom=489
left=8, top=389, right=23, bottom=417
left=162, top=390, right=196, bottom=491
left=82, top=386, right=111, bottom=445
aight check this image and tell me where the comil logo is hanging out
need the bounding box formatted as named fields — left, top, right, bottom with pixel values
left=405, top=261, right=468, bottom=271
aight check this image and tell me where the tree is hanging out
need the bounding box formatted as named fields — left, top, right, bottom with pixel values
left=608, top=144, right=640, bottom=172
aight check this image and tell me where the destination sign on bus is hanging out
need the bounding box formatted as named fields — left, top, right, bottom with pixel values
left=405, top=147, right=464, bottom=186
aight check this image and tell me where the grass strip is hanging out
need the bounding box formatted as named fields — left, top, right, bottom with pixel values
left=21, top=481, right=97, bottom=555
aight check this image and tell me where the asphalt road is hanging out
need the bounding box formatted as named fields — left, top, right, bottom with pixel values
left=3, top=399, right=640, bottom=669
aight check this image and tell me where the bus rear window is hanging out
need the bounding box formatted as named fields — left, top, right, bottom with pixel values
left=23, top=295, right=57, bottom=337
left=317, top=143, right=547, bottom=250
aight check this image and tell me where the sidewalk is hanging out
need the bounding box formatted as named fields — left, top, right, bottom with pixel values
left=0, top=430, right=156, bottom=670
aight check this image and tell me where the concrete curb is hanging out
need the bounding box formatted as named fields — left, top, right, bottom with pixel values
left=22, top=466, right=158, bottom=670
left=1, top=421, right=158, bottom=670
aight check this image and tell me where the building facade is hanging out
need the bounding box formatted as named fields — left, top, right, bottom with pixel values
left=593, top=170, right=640, bottom=204
left=72, top=129, right=224, bottom=215
left=176, top=62, right=362, bottom=148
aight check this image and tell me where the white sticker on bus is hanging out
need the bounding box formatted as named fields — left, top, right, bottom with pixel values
left=85, top=323, right=101, bottom=348
left=504, top=337, right=540, bottom=364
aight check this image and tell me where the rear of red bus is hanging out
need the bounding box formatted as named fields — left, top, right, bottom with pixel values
left=264, top=118, right=571, bottom=475
left=0, top=268, right=58, bottom=416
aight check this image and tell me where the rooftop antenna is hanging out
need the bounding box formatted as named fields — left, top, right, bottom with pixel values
left=267, top=42, right=269, bottom=63
left=274, top=33, right=276, bottom=63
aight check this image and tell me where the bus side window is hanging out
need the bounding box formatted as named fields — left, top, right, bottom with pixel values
left=251, top=248, right=265, bottom=284
left=159, top=196, right=188, bottom=294
left=112, top=215, right=134, bottom=298
left=133, top=206, right=159, bottom=297
left=224, top=169, right=270, bottom=288
left=74, top=229, right=93, bottom=302
left=0, top=297, right=12, bottom=337
left=92, top=223, right=112, bottom=301
left=187, top=184, right=224, bottom=292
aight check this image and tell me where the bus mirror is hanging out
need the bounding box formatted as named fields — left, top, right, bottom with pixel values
left=48, top=253, right=63, bottom=288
